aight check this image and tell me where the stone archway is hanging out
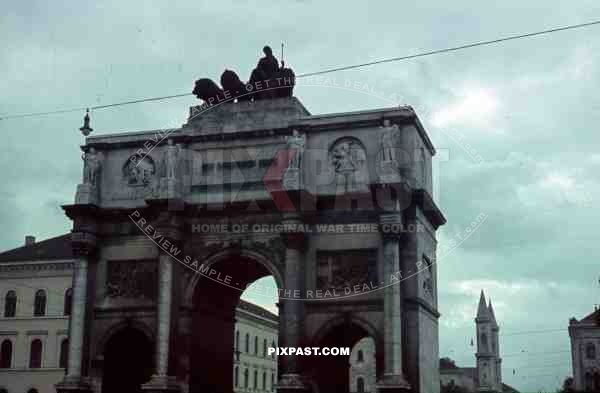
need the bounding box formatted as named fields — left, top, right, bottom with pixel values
left=101, top=326, right=154, bottom=393
left=187, top=251, right=282, bottom=393
left=308, top=316, right=382, bottom=393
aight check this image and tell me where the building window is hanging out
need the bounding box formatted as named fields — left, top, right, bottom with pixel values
left=64, top=288, right=72, bottom=316
left=29, top=339, right=42, bottom=368
left=255, top=336, right=259, bottom=355
left=235, top=330, right=240, bottom=350
left=254, top=370, right=258, bottom=389
left=4, top=291, right=16, bottom=317
left=245, top=333, right=250, bottom=353
left=357, top=377, right=365, bottom=393
left=34, top=290, right=46, bottom=316
left=234, top=366, right=239, bottom=387
left=481, top=333, right=488, bottom=352
left=0, top=339, right=12, bottom=368
left=271, top=340, right=276, bottom=359
left=263, top=338, right=267, bottom=357
left=357, top=350, right=364, bottom=362
left=262, top=371, right=266, bottom=390
left=244, top=368, right=249, bottom=388
left=271, top=373, right=275, bottom=391
left=59, top=339, right=69, bottom=368
left=586, top=343, right=596, bottom=359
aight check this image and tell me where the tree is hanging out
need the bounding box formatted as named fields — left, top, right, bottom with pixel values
left=439, top=357, right=459, bottom=370
left=556, top=377, right=576, bottom=393
left=440, top=380, right=470, bottom=393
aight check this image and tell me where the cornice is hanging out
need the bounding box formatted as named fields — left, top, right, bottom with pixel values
left=0, top=260, right=74, bottom=274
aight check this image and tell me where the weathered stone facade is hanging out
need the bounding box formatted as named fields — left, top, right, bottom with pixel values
left=56, top=97, right=445, bottom=393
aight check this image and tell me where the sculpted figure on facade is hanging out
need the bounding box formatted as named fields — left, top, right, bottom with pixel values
left=105, top=261, right=157, bottom=300
left=124, top=156, right=156, bottom=186
left=286, top=129, right=305, bottom=169
left=422, top=262, right=434, bottom=301
left=380, top=119, right=401, bottom=164
left=330, top=138, right=368, bottom=192
left=82, top=147, right=102, bottom=187
left=162, top=139, right=181, bottom=179
left=332, top=142, right=353, bottom=173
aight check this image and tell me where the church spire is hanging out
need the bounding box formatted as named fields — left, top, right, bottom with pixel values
left=488, top=299, right=498, bottom=327
left=477, top=290, right=490, bottom=321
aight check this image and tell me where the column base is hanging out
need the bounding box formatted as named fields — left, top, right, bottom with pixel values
left=376, top=373, right=411, bottom=393
left=55, top=376, right=93, bottom=393
left=141, top=375, right=181, bottom=393
left=276, top=373, right=311, bottom=393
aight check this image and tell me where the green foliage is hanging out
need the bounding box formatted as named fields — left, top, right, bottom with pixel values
left=440, top=381, right=471, bottom=393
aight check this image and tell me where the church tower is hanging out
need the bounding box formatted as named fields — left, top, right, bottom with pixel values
left=488, top=299, right=502, bottom=392
left=475, top=291, right=502, bottom=392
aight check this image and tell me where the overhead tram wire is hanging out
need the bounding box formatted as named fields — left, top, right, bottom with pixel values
left=1, top=18, right=600, bottom=121
left=297, top=19, right=600, bottom=78
left=501, top=328, right=567, bottom=337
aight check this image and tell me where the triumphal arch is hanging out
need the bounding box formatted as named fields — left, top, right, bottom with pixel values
left=56, top=59, right=445, bottom=393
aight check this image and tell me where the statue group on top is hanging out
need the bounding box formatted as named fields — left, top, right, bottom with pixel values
left=193, top=45, right=295, bottom=103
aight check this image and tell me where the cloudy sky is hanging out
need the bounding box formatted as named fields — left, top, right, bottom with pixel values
left=2, top=0, right=600, bottom=391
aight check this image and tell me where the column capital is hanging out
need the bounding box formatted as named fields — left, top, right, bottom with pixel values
left=71, top=232, right=97, bottom=257
left=152, top=211, right=184, bottom=245
left=155, top=225, right=183, bottom=246
left=282, top=231, right=305, bottom=250
left=379, top=213, right=403, bottom=239
left=279, top=212, right=306, bottom=250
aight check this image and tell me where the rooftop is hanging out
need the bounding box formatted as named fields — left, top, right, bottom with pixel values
left=573, top=307, right=600, bottom=325
left=0, top=234, right=72, bottom=263
left=237, top=299, right=278, bottom=322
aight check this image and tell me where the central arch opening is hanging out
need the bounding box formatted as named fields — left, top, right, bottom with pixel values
left=101, top=327, right=153, bottom=393
left=189, top=255, right=279, bottom=393
left=309, top=321, right=381, bottom=393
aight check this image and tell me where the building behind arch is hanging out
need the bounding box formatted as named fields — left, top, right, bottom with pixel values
left=439, top=291, right=519, bottom=393
left=569, top=307, right=600, bottom=391
left=0, top=234, right=278, bottom=393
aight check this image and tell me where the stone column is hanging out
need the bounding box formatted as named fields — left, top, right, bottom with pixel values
left=277, top=216, right=310, bottom=393
left=157, top=252, right=174, bottom=376
left=377, top=213, right=410, bottom=392
left=68, top=254, right=88, bottom=377
left=56, top=236, right=95, bottom=393
left=142, top=249, right=180, bottom=393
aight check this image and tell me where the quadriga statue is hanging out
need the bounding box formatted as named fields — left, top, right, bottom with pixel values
left=192, top=45, right=295, bottom=104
